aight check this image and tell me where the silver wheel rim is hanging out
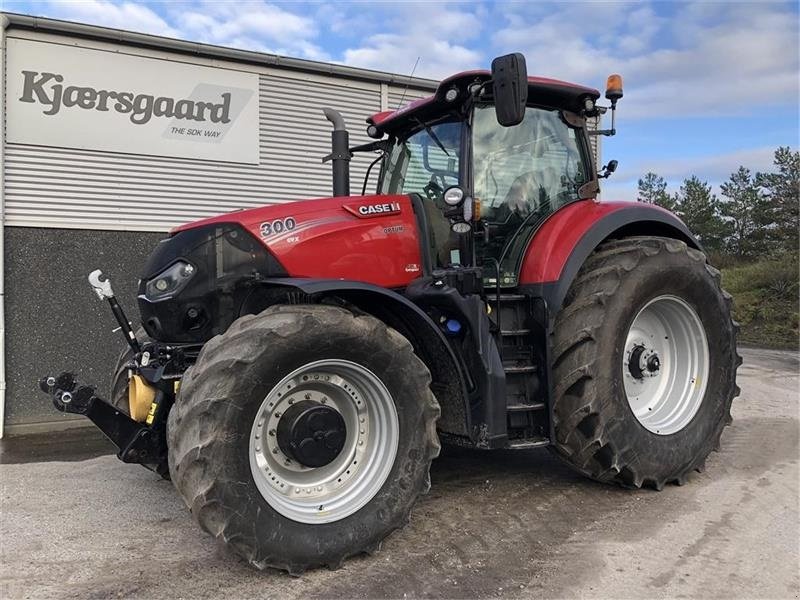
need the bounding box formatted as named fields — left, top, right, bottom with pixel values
left=623, top=295, right=710, bottom=435
left=249, top=359, right=399, bottom=524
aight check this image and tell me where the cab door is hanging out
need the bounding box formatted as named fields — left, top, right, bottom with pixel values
left=471, top=103, right=592, bottom=286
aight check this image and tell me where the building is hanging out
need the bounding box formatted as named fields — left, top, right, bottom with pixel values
left=0, top=13, right=437, bottom=435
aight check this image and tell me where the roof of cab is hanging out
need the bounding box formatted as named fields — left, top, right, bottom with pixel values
left=368, top=70, right=600, bottom=132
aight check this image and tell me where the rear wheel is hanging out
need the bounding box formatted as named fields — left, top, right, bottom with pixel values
left=168, top=304, right=440, bottom=573
left=550, top=237, right=740, bottom=489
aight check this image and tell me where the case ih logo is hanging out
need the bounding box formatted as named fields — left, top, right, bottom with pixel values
left=344, top=202, right=402, bottom=218
left=18, top=71, right=232, bottom=125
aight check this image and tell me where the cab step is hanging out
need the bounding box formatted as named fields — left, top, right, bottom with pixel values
left=507, top=437, right=550, bottom=449
left=507, top=402, right=546, bottom=412
left=501, top=328, right=532, bottom=336
left=504, top=365, right=537, bottom=374
left=488, top=293, right=527, bottom=302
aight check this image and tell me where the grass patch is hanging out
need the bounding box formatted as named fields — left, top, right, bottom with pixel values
left=721, top=255, right=799, bottom=350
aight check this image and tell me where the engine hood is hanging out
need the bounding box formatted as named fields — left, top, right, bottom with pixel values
left=171, top=194, right=424, bottom=289
left=171, top=195, right=366, bottom=234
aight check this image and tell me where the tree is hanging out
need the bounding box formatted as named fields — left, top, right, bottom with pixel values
left=719, top=166, right=770, bottom=257
left=756, top=147, right=799, bottom=255
left=637, top=172, right=677, bottom=211
left=675, top=176, right=729, bottom=252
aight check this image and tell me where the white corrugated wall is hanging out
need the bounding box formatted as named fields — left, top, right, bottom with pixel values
left=3, top=75, right=431, bottom=232
left=2, top=31, right=433, bottom=232
left=387, top=86, right=430, bottom=112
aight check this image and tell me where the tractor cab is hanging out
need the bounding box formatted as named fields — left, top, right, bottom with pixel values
left=367, top=55, right=605, bottom=288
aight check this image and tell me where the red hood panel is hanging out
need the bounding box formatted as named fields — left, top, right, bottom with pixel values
left=173, top=195, right=423, bottom=288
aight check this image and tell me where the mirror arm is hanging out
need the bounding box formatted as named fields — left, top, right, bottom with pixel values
left=350, top=139, right=391, bottom=154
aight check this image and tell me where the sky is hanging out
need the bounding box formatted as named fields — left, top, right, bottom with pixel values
left=3, top=0, right=799, bottom=200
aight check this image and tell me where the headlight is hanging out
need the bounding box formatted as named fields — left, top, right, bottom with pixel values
left=443, top=186, right=466, bottom=206
left=145, top=260, right=195, bottom=301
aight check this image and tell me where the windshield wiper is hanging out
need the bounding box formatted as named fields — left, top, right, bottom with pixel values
left=414, top=118, right=450, bottom=156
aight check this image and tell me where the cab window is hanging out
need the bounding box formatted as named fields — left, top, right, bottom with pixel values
left=380, top=121, right=462, bottom=200
left=473, top=104, right=586, bottom=222
left=381, top=121, right=463, bottom=267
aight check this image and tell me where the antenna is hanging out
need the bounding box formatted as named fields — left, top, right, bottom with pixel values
left=395, top=56, right=421, bottom=110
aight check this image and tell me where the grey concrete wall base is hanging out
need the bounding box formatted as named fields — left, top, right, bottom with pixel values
left=3, top=416, right=93, bottom=437
left=4, top=226, right=164, bottom=427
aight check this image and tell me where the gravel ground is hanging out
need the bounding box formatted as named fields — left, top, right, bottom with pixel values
left=1, top=347, right=797, bottom=599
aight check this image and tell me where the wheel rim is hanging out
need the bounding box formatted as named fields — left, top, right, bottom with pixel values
left=249, top=359, right=399, bottom=524
left=622, top=295, right=710, bottom=435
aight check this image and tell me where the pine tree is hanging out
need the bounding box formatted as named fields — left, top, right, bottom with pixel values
left=637, top=172, right=677, bottom=211
left=756, top=147, right=799, bottom=255
left=675, top=176, right=729, bottom=252
left=719, top=167, right=770, bottom=257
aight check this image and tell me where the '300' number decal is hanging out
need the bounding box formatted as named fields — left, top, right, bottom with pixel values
left=260, top=217, right=296, bottom=237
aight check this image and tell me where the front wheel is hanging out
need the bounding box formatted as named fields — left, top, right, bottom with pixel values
left=167, top=304, right=440, bottom=573
left=550, top=237, right=740, bottom=489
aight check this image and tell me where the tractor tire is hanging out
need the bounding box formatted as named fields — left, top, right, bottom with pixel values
left=109, top=327, right=150, bottom=412
left=550, top=237, right=740, bottom=490
left=167, top=304, right=440, bottom=574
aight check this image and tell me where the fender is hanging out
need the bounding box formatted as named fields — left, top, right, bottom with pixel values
left=519, top=200, right=701, bottom=316
left=259, top=278, right=472, bottom=439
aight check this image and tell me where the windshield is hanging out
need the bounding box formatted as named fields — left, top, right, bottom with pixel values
left=380, top=120, right=462, bottom=199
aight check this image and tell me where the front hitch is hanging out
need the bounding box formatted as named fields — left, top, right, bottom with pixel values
left=39, top=270, right=177, bottom=478
left=40, top=371, right=169, bottom=477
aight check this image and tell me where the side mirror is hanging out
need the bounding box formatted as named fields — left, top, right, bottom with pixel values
left=491, top=53, right=528, bottom=127
left=599, top=159, right=618, bottom=179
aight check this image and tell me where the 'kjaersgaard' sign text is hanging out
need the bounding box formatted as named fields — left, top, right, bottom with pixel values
left=7, top=39, right=259, bottom=164
left=19, top=71, right=233, bottom=125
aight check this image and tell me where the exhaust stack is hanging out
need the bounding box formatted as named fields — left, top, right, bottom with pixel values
left=322, top=108, right=352, bottom=197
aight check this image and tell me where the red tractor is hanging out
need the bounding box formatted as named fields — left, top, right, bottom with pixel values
left=41, top=54, right=739, bottom=574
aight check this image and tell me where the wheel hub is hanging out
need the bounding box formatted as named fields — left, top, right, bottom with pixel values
left=276, top=401, right=346, bottom=468
left=627, top=344, right=661, bottom=379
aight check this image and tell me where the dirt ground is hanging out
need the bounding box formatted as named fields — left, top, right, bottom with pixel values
left=1, top=347, right=797, bottom=599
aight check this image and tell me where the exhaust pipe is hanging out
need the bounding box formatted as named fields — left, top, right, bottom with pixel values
left=322, top=108, right=351, bottom=197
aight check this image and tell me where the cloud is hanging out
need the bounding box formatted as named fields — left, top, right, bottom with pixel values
left=492, top=1, right=799, bottom=118
left=169, top=1, right=328, bottom=60
left=36, top=0, right=178, bottom=37
left=341, top=3, right=485, bottom=79
left=20, top=0, right=798, bottom=112
left=344, top=36, right=482, bottom=79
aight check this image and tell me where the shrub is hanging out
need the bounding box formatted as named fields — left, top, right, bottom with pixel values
left=721, top=256, right=799, bottom=349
